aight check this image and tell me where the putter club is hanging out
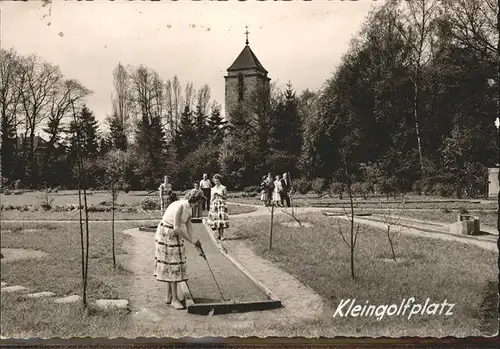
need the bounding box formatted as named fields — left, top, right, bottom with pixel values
left=197, top=244, right=227, bottom=302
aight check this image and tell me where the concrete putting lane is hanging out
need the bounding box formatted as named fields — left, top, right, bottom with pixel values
left=185, top=222, right=270, bottom=304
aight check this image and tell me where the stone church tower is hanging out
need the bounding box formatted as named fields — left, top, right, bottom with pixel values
left=224, top=30, right=270, bottom=120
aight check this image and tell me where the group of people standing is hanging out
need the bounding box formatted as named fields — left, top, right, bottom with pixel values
left=260, top=172, right=292, bottom=207
left=158, top=174, right=230, bottom=239
left=153, top=172, right=293, bottom=310
left=154, top=173, right=230, bottom=310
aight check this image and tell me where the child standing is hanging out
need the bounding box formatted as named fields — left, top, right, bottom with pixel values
left=260, top=175, right=268, bottom=206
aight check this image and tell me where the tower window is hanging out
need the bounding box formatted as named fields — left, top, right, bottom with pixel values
left=238, top=73, right=244, bottom=101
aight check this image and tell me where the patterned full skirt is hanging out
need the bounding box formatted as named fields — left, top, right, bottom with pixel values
left=161, top=196, right=173, bottom=210
left=208, top=198, right=229, bottom=230
left=154, top=222, right=188, bottom=282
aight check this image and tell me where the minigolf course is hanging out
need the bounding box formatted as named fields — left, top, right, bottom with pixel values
left=138, top=219, right=282, bottom=315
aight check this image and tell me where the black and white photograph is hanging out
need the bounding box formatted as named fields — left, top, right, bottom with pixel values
left=0, top=0, right=499, bottom=340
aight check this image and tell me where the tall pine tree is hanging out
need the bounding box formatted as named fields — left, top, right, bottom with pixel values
left=68, top=106, right=100, bottom=159
left=1, top=111, right=17, bottom=182
left=268, top=82, right=302, bottom=175
left=194, top=99, right=208, bottom=144
left=134, top=111, right=169, bottom=189
left=174, top=105, right=197, bottom=160
left=206, top=102, right=226, bottom=145
left=67, top=106, right=100, bottom=188
left=269, top=82, right=301, bottom=152
left=108, top=111, right=128, bottom=151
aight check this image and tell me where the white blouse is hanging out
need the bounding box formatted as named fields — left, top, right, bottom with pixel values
left=211, top=184, right=227, bottom=201
left=161, top=200, right=191, bottom=228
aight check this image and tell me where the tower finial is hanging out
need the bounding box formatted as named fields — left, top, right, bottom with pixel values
left=245, top=26, right=249, bottom=45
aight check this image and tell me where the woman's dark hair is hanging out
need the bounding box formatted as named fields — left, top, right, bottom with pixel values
left=213, top=174, right=223, bottom=181
left=185, top=190, right=204, bottom=204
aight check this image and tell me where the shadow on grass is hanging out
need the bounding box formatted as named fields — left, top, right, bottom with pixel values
left=222, top=236, right=246, bottom=241
left=472, top=230, right=495, bottom=236
left=477, top=280, right=498, bottom=335
left=2, top=223, right=58, bottom=232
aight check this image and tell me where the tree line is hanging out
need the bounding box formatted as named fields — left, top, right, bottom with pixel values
left=1, top=0, right=497, bottom=197
left=222, top=0, right=497, bottom=198
left=0, top=52, right=227, bottom=191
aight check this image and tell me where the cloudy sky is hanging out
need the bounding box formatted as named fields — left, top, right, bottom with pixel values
left=1, top=0, right=381, bottom=124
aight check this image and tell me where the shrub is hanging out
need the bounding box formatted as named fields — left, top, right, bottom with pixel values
left=361, top=182, right=373, bottom=199
left=378, top=178, right=398, bottom=199
left=40, top=203, right=52, bottom=211
left=329, top=182, right=344, bottom=199
left=311, top=178, right=326, bottom=197
left=3, top=189, right=11, bottom=195
left=292, top=178, right=312, bottom=195
left=420, top=179, right=434, bottom=196
left=1, top=204, right=32, bottom=211
left=432, top=183, right=454, bottom=198
left=412, top=180, right=422, bottom=195
left=243, top=185, right=260, bottom=193
left=351, top=182, right=362, bottom=197
left=87, top=205, right=111, bottom=213
left=142, top=198, right=160, bottom=211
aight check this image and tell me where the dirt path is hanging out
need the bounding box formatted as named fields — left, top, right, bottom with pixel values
left=120, top=221, right=325, bottom=337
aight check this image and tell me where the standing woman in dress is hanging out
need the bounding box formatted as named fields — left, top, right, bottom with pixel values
left=159, top=175, right=173, bottom=211
left=154, top=190, right=204, bottom=309
left=272, top=175, right=283, bottom=206
left=208, top=174, right=229, bottom=240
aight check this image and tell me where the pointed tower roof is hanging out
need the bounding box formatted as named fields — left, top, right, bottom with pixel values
left=227, top=45, right=268, bottom=74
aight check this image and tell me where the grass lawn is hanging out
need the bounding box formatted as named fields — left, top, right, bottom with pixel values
left=230, top=212, right=497, bottom=337
left=1, top=221, right=138, bottom=338
left=1, top=203, right=256, bottom=221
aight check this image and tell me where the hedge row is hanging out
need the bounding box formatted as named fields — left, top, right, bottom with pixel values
left=241, top=177, right=466, bottom=198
